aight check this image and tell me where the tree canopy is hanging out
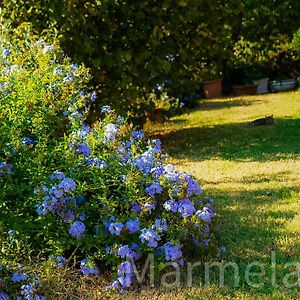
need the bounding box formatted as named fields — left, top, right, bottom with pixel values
left=1, top=0, right=300, bottom=122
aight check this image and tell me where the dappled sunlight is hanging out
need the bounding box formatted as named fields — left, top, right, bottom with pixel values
left=199, top=97, right=262, bottom=111
left=167, top=91, right=300, bottom=127
left=173, top=159, right=300, bottom=189
left=152, top=118, right=300, bottom=162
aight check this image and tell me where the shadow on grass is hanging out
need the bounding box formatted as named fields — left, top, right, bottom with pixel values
left=167, top=118, right=188, bottom=125
left=149, top=114, right=300, bottom=297
left=153, top=118, right=300, bottom=162
left=199, top=98, right=262, bottom=111
left=187, top=185, right=300, bottom=296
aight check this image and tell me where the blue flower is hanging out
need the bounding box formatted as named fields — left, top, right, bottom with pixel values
left=145, top=182, right=162, bottom=198
left=163, top=164, right=180, bottom=182
left=106, top=280, right=121, bottom=291
left=11, top=272, right=28, bottom=282
left=104, top=123, right=118, bottom=143
left=133, top=150, right=155, bottom=175
left=203, top=238, right=210, bottom=247
left=75, top=124, right=90, bottom=139
left=2, top=48, right=11, bottom=58
left=53, top=66, right=65, bottom=76
left=69, top=110, right=84, bottom=121
left=118, top=274, right=133, bottom=289
left=36, top=204, right=47, bottom=216
left=125, top=219, right=140, bottom=234
left=74, top=196, right=86, bottom=204
left=53, top=188, right=64, bottom=198
left=117, top=261, right=133, bottom=276
left=116, top=115, right=124, bottom=125
left=42, top=45, right=55, bottom=54
left=86, top=158, right=107, bottom=169
left=102, top=216, right=115, bottom=232
left=20, top=284, right=34, bottom=298
left=163, top=242, right=183, bottom=262
left=53, top=256, right=67, bottom=269
left=78, top=213, right=85, bottom=221
left=130, top=202, right=142, bottom=215
left=120, top=175, right=128, bottom=182
left=195, top=207, right=214, bottom=223
left=77, top=142, right=91, bottom=156
left=130, top=243, right=139, bottom=251
left=0, top=161, right=13, bottom=175
left=101, top=105, right=111, bottom=113
left=185, top=174, right=202, bottom=196
left=152, top=219, right=168, bottom=232
left=151, top=164, right=164, bottom=178
left=69, top=221, right=85, bottom=238
left=109, top=222, right=123, bottom=235
left=32, top=295, right=46, bottom=300
left=144, top=201, right=156, bottom=212
left=64, top=210, right=75, bottom=223
left=163, top=199, right=178, bottom=212
left=90, top=91, right=97, bottom=102
left=58, top=178, right=76, bottom=192
left=131, top=130, right=144, bottom=139
left=148, top=139, right=161, bottom=154
left=0, top=291, right=8, bottom=300
left=62, top=74, right=74, bottom=84
left=50, top=171, right=65, bottom=181
left=117, top=245, right=138, bottom=259
left=70, top=64, right=79, bottom=72
left=178, top=199, right=195, bottom=217
left=112, top=261, right=133, bottom=290
left=193, top=239, right=200, bottom=247
left=80, top=259, right=99, bottom=276
left=140, top=228, right=161, bottom=248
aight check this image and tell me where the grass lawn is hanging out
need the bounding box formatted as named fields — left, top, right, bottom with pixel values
left=43, top=91, right=300, bottom=299
left=139, top=91, right=300, bottom=299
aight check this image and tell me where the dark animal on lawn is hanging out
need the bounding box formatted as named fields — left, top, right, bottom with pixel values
left=249, top=115, right=274, bottom=126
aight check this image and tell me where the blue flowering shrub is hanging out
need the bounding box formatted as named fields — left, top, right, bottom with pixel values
left=0, top=31, right=219, bottom=297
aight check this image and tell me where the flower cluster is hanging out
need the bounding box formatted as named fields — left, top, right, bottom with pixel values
left=50, top=256, right=67, bottom=269
left=35, top=172, right=89, bottom=238
left=0, top=161, right=13, bottom=175
left=32, top=106, right=219, bottom=293
left=107, top=261, right=134, bottom=294
left=0, top=265, right=45, bottom=300
left=80, top=259, right=99, bottom=276
left=140, top=228, right=162, bottom=248
left=162, top=242, right=184, bottom=265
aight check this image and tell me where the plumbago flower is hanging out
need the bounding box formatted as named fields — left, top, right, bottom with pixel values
left=80, top=259, right=99, bottom=276
left=0, top=265, right=46, bottom=300
left=69, top=221, right=86, bottom=237
left=0, top=161, right=13, bottom=175
left=31, top=106, right=220, bottom=294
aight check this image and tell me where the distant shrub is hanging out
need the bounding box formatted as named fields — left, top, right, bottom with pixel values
left=292, top=28, right=300, bottom=50
left=0, top=31, right=220, bottom=297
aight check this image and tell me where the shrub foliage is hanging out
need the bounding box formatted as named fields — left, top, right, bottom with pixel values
left=0, top=35, right=219, bottom=297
